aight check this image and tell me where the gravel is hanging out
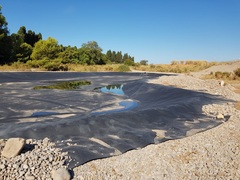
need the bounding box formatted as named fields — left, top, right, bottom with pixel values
left=0, top=138, right=71, bottom=180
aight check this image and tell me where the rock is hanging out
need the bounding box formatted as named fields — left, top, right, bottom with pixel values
left=220, top=80, right=225, bottom=87
left=1, top=138, right=26, bottom=158
left=216, top=113, right=224, bottom=119
left=25, top=175, right=35, bottom=180
left=43, top=137, right=50, bottom=147
left=22, top=164, right=29, bottom=169
left=52, top=168, right=71, bottom=180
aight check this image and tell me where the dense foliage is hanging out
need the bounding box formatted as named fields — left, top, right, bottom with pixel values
left=0, top=5, right=135, bottom=69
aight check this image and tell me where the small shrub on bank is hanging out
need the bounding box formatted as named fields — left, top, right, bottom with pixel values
left=117, top=65, right=130, bottom=72
left=124, top=59, right=135, bottom=66
left=204, top=71, right=240, bottom=81
left=234, top=68, right=240, bottom=77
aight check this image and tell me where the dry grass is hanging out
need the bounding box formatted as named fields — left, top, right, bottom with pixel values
left=66, top=64, right=121, bottom=72
left=0, top=63, right=34, bottom=71
left=0, top=63, right=124, bottom=72
left=0, top=60, right=235, bottom=74
left=133, top=60, right=219, bottom=73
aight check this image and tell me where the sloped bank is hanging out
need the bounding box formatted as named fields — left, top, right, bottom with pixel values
left=73, top=74, right=240, bottom=179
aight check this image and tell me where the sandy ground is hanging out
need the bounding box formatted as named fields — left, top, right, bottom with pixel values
left=190, top=60, right=240, bottom=78
left=73, top=61, right=240, bottom=179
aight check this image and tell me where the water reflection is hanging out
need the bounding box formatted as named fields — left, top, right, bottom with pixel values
left=97, top=84, right=124, bottom=95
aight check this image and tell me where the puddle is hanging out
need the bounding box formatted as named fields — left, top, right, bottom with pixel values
left=33, top=80, right=91, bottom=90
left=96, top=84, right=124, bottom=95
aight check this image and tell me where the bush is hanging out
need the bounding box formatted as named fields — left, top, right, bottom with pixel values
left=234, top=68, right=240, bottom=77
left=140, top=60, right=148, bottom=65
left=214, top=71, right=232, bottom=79
left=117, top=65, right=130, bottom=72
left=124, top=59, right=135, bottom=66
left=27, top=59, right=49, bottom=68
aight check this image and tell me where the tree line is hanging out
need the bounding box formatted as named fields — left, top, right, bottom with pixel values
left=0, top=6, right=135, bottom=68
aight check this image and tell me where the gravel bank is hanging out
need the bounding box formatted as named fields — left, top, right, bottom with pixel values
left=73, top=74, right=240, bottom=179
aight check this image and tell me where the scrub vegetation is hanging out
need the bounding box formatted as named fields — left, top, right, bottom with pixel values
left=33, top=80, right=91, bottom=90
left=133, top=60, right=218, bottom=73
left=203, top=68, right=240, bottom=81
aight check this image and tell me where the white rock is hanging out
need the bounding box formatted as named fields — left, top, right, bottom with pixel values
left=1, top=138, right=26, bottom=158
left=220, top=80, right=225, bottom=87
left=52, top=168, right=71, bottom=180
left=216, top=113, right=224, bottom=119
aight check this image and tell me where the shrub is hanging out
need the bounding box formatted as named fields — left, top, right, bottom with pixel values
left=234, top=68, right=240, bottom=77
left=140, top=60, right=148, bottom=65
left=117, top=65, right=130, bottom=72
left=27, top=59, right=49, bottom=68
left=149, top=64, right=155, bottom=68
left=215, top=71, right=223, bottom=79
left=124, top=59, right=135, bottom=66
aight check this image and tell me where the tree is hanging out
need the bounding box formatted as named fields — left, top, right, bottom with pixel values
left=10, top=33, right=23, bottom=61
left=106, top=50, right=112, bottom=62
left=25, top=30, right=42, bottom=47
left=81, top=41, right=102, bottom=51
left=123, top=53, right=129, bottom=62
left=31, top=37, right=60, bottom=60
left=79, top=41, right=106, bottom=65
left=16, top=43, right=32, bottom=62
left=116, top=51, right=123, bottom=63
left=58, top=46, right=79, bottom=64
left=17, top=26, right=26, bottom=43
left=0, top=6, right=11, bottom=64
left=17, top=26, right=42, bottom=47
left=140, top=60, right=148, bottom=65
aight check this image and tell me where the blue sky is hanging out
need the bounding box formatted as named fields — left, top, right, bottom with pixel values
left=1, top=0, right=240, bottom=64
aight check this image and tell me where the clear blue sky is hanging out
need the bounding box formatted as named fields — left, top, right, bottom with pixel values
left=1, top=0, right=240, bottom=64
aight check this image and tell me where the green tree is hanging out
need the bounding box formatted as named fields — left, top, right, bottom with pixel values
left=10, top=33, right=23, bottom=61
left=79, top=41, right=106, bottom=65
left=123, top=53, right=129, bottom=62
left=17, top=26, right=26, bottom=43
left=106, top=50, right=112, bottom=62
left=140, top=60, right=148, bottom=65
left=25, top=30, right=42, bottom=47
left=31, top=37, right=60, bottom=60
left=16, top=43, right=32, bottom=62
left=58, top=46, right=79, bottom=64
left=0, top=6, right=11, bottom=64
left=17, top=26, right=42, bottom=47
left=116, top=51, right=123, bottom=63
